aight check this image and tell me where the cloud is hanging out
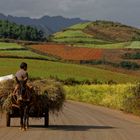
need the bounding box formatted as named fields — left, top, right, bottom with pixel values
left=0, top=0, right=139, bottom=27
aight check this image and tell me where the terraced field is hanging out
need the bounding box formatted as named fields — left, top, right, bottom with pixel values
left=52, top=26, right=110, bottom=46
left=1, top=42, right=140, bottom=83
left=68, top=22, right=91, bottom=29
left=51, top=21, right=140, bottom=49
left=72, top=42, right=132, bottom=48
left=0, top=50, right=55, bottom=59
left=0, top=42, right=23, bottom=49
left=0, top=42, right=56, bottom=60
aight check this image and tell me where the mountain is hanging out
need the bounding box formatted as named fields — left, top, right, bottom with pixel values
left=51, top=20, right=140, bottom=44
left=0, top=13, right=89, bottom=35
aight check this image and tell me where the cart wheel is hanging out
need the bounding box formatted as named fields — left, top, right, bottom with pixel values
left=6, top=112, right=10, bottom=127
left=44, top=110, right=49, bottom=127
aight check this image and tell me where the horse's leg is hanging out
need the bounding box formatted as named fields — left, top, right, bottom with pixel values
left=23, top=105, right=29, bottom=131
left=19, top=107, right=23, bottom=130
left=26, top=107, right=29, bottom=129
left=25, top=101, right=30, bottom=130
left=22, top=106, right=26, bottom=131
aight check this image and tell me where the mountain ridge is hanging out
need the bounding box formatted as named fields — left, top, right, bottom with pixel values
left=0, top=13, right=89, bottom=35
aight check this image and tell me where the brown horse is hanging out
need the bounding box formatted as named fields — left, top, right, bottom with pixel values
left=13, top=83, right=33, bottom=131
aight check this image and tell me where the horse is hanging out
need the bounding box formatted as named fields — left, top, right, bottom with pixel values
left=18, top=100, right=30, bottom=131
left=13, top=83, right=33, bottom=131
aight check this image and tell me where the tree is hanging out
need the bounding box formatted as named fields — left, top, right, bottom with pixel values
left=0, top=20, right=45, bottom=41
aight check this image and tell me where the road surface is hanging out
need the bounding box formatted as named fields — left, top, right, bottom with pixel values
left=0, top=101, right=140, bottom=140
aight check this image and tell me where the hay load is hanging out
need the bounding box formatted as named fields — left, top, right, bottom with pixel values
left=0, top=79, right=16, bottom=111
left=30, top=79, right=66, bottom=113
left=0, top=79, right=65, bottom=114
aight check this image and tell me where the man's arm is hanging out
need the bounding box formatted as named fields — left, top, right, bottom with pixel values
left=23, top=72, right=28, bottom=82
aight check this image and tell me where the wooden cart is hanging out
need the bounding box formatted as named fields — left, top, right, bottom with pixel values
left=6, top=107, right=49, bottom=127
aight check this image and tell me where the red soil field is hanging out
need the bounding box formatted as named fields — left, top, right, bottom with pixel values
left=31, top=44, right=140, bottom=65
left=31, top=44, right=103, bottom=60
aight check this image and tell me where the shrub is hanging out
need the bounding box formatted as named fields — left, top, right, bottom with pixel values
left=120, top=61, right=140, bottom=70
left=63, top=78, right=80, bottom=85
left=123, top=52, right=140, bottom=59
left=65, top=83, right=140, bottom=115
left=123, top=83, right=140, bottom=115
left=65, top=84, right=131, bottom=109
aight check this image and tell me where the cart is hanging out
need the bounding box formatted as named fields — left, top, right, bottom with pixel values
left=6, top=107, right=49, bottom=127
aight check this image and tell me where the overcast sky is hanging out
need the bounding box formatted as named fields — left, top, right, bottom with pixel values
left=0, top=0, right=140, bottom=27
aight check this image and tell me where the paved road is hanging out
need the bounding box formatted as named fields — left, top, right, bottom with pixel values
left=0, top=101, right=140, bottom=140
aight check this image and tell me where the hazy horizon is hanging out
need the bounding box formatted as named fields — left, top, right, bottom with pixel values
left=0, top=0, right=139, bottom=28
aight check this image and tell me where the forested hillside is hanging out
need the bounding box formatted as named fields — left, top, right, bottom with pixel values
left=0, top=20, right=45, bottom=41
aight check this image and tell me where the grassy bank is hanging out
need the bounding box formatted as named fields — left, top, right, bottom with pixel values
left=64, top=84, right=140, bottom=115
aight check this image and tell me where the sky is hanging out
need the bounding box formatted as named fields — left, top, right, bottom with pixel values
left=0, top=0, right=139, bottom=27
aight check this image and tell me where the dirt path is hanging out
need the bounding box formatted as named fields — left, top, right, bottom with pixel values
left=0, top=101, right=140, bottom=140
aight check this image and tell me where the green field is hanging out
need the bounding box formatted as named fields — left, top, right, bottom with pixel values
left=0, top=42, right=24, bottom=49
left=0, top=50, right=55, bottom=60
left=52, top=24, right=110, bottom=45
left=54, top=30, right=92, bottom=38
left=127, top=41, right=140, bottom=48
left=72, top=42, right=131, bottom=48
left=0, top=42, right=56, bottom=60
left=51, top=22, right=110, bottom=45
left=0, top=42, right=139, bottom=83
left=68, top=22, right=91, bottom=30
left=0, top=58, right=139, bottom=83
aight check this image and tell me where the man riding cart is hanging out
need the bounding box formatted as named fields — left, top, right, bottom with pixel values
left=13, top=62, right=31, bottom=102
left=0, top=62, right=65, bottom=129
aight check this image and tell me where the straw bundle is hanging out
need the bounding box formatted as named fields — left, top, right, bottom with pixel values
left=0, top=80, right=16, bottom=111
left=0, top=79, right=65, bottom=114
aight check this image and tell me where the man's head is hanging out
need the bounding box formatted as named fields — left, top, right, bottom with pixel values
left=20, top=62, right=27, bottom=71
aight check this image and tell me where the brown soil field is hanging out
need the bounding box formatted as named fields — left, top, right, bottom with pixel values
left=31, top=44, right=103, bottom=60
left=31, top=44, right=140, bottom=64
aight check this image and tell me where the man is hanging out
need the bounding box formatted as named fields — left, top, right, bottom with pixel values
left=15, top=62, right=28, bottom=101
